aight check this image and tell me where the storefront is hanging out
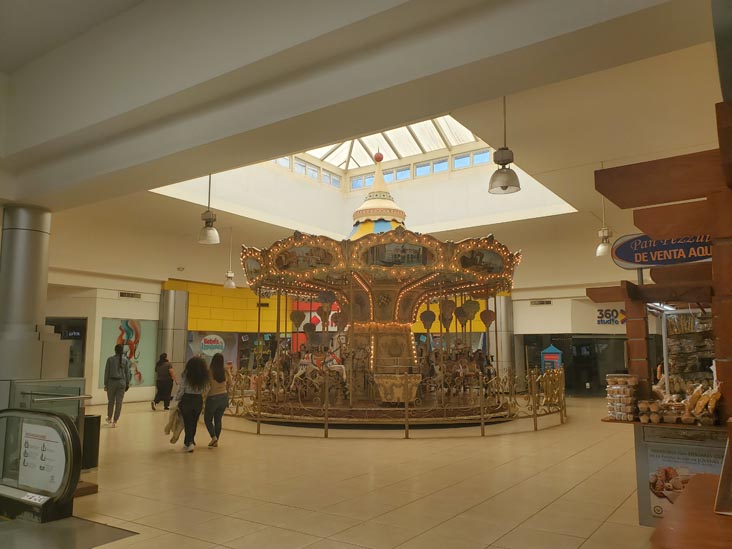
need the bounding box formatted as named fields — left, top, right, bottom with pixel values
left=514, top=297, right=662, bottom=396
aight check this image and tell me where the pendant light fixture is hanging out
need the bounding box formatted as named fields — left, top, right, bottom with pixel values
left=596, top=196, right=613, bottom=257
left=198, top=174, right=220, bottom=245
left=489, top=96, right=521, bottom=194
left=224, top=227, right=236, bottom=289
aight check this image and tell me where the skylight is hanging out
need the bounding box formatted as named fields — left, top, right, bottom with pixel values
left=306, top=115, right=476, bottom=171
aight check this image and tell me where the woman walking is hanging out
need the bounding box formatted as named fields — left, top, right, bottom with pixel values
left=174, top=356, right=209, bottom=452
left=204, top=353, right=231, bottom=448
left=152, top=353, right=177, bottom=410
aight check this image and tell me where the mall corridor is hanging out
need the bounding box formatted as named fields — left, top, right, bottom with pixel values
left=75, top=399, right=652, bottom=549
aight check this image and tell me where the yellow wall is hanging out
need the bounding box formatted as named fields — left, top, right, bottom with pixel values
left=163, top=279, right=289, bottom=333
left=164, top=279, right=500, bottom=334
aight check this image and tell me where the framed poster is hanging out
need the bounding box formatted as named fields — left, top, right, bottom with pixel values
left=98, top=318, right=158, bottom=388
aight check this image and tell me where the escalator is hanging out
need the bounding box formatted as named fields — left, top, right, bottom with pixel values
left=0, top=408, right=135, bottom=548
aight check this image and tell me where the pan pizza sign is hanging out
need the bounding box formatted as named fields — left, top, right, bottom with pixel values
left=611, top=234, right=711, bottom=270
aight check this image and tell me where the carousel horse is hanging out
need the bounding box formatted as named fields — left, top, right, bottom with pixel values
left=261, top=356, right=286, bottom=395
left=289, top=351, right=347, bottom=392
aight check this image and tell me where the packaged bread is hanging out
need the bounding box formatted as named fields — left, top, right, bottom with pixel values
left=688, top=384, right=703, bottom=410
left=694, top=389, right=712, bottom=415
left=708, top=384, right=722, bottom=414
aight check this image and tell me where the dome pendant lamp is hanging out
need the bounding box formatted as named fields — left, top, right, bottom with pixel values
left=596, top=196, right=613, bottom=257
left=489, top=96, right=521, bottom=194
left=224, top=227, right=236, bottom=289
left=198, top=174, right=220, bottom=245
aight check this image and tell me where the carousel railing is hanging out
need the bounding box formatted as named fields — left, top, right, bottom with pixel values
left=226, top=362, right=567, bottom=438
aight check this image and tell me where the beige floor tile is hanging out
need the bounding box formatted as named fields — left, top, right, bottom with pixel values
left=133, top=506, right=221, bottom=530
left=331, top=521, right=422, bottom=549
left=278, top=511, right=361, bottom=537
left=304, top=540, right=366, bottom=549
left=583, top=522, right=653, bottom=548
left=183, top=494, right=267, bottom=515
left=543, top=498, right=617, bottom=521
left=606, top=494, right=640, bottom=526
left=123, top=532, right=217, bottom=549
left=522, top=508, right=603, bottom=538
left=395, top=530, right=487, bottom=549
left=231, top=502, right=314, bottom=527
left=82, top=400, right=655, bottom=549
left=493, top=526, right=584, bottom=549
left=222, top=525, right=320, bottom=549
left=174, top=516, right=269, bottom=544
left=428, top=514, right=514, bottom=545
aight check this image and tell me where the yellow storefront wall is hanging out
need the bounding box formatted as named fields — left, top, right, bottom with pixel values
left=163, top=280, right=495, bottom=334
left=162, top=279, right=288, bottom=333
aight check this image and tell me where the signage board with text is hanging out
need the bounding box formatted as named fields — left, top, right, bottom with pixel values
left=611, top=234, right=711, bottom=270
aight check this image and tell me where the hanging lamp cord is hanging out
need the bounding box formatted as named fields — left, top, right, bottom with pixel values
left=207, top=174, right=212, bottom=210
left=502, top=96, right=507, bottom=148
left=229, top=227, right=233, bottom=271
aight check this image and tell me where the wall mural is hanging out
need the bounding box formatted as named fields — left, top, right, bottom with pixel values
left=98, top=318, right=158, bottom=388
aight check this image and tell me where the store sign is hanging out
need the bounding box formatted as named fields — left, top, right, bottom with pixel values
left=597, top=308, right=626, bottom=325
left=201, top=335, right=225, bottom=356
left=18, top=423, right=65, bottom=494
left=611, top=234, right=712, bottom=270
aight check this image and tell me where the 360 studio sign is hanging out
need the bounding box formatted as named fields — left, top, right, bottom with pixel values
left=597, top=308, right=626, bottom=326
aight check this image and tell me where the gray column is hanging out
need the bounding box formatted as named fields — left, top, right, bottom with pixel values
left=0, top=206, right=69, bottom=379
left=0, top=207, right=51, bottom=333
left=158, top=289, right=189, bottom=381
left=495, top=294, right=515, bottom=379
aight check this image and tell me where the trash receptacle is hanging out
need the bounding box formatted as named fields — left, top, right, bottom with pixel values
left=82, top=415, right=100, bottom=469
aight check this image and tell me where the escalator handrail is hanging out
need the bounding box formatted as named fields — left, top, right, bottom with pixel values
left=0, top=408, right=82, bottom=506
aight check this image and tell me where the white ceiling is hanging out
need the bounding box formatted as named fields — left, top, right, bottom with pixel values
left=0, top=0, right=143, bottom=72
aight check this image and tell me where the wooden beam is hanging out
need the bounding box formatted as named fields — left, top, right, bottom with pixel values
left=650, top=263, right=713, bottom=286
left=633, top=201, right=710, bottom=239
left=637, top=284, right=712, bottom=304
left=595, top=150, right=727, bottom=209
left=586, top=286, right=626, bottom=303
left=716, top=102, right=732, bottom=186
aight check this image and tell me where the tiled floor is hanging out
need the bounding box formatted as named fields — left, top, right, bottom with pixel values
left=77, top=398, right=653, bottom=548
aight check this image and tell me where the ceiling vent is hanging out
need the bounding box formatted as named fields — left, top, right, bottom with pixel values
left=529, top=300, right=553, bottom=306
left=119, top=291, right=142, bottom=299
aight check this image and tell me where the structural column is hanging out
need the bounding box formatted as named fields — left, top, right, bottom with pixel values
left=495, top=294, right=515, bottom=377
left=0, top=206, right=54, bottom=379
left=158, top=289, right=189, bottom=381
left=624, top=298, right=651, bottom=399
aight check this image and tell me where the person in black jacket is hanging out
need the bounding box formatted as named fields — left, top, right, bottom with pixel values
left=151, top=353, right=177, bottom=411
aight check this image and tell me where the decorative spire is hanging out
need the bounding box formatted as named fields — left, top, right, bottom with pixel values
left=352, top=152, right=406, bottom=226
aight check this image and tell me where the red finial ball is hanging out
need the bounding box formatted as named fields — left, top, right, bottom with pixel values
left=374, top=152, right=384, bottom=163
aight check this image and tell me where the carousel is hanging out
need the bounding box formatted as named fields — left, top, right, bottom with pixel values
left=233, top=153, right=565, bottom=426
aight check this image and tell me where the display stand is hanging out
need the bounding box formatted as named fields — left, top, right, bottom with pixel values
left=0, top=409, right=82, bottom=523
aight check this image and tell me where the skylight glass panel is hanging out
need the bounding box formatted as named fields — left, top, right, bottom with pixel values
left=435, top=116, right=475, bottom=146
left=294, top=158, right=306, bottom=175
left=361, top=134, right=398, bottom=161
left=433, top=158, right=448, bottom=173
left=409, top=121, right=445, bottom=151
left=473, top=149, right=490, bottom=165
left=326, top=142, right=351, bottom=168
left=307, top=145, right=336, bottom=159
left=351, top=140, right=373, bottom=167
left=415, top=161, right=431, bottom=177
left=364, top=174, right=374, bottom=187
left=351, top=176, right=363, bottom=190
left=383, top=127, right=422, bottom=157
left=383, top=169, right=395, bottom=183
